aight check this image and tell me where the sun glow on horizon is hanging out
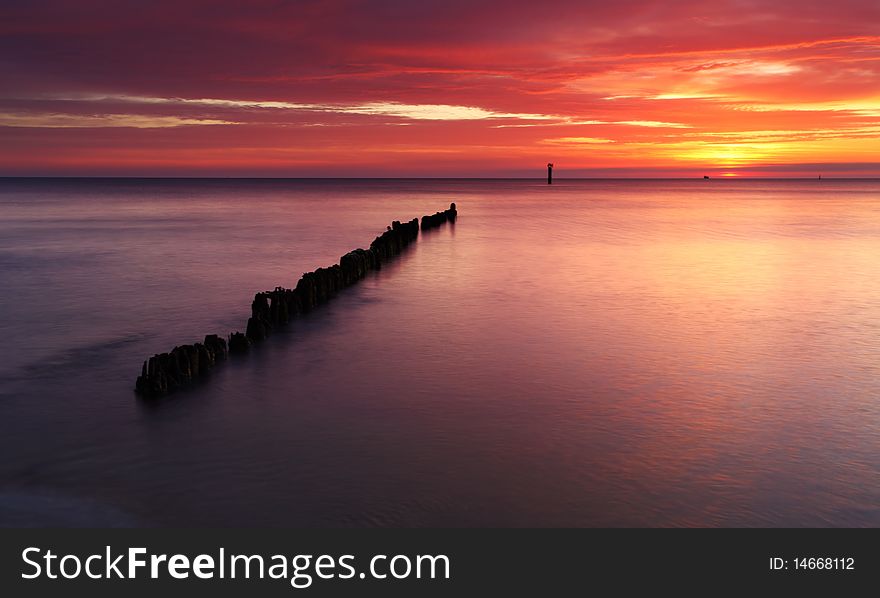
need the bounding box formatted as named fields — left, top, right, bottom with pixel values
left=1, top=1, right=879, bottom=177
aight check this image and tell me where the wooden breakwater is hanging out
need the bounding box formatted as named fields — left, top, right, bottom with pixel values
left=420, top=202, right=457, bottom=230
left=135, top=203, right=457, bottom=397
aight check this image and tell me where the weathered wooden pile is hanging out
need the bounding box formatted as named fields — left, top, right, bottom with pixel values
left=420, top=202, right=457, bottom=230
left=135, top=204, right=456, bottom=397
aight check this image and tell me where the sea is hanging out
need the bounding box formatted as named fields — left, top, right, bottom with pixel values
left=1, top=178, right=879, bottom=527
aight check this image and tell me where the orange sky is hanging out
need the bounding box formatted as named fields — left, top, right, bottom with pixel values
left=1, top=0, right=879, bottom=177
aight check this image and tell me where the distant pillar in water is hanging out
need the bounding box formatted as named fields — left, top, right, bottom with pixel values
left=547, top=163, right=554, bottom=185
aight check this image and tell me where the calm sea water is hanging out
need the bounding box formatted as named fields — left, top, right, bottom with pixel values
left=1, top=178, right=879, bottom=527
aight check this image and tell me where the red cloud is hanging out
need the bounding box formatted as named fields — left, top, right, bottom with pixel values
left=1, top=0, right=879, bottom=175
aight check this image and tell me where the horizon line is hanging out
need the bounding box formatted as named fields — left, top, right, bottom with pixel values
left=3, top=175, right=880, bottom=181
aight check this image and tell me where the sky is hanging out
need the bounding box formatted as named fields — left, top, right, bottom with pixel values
left=1, top=0, right=879, bottom=177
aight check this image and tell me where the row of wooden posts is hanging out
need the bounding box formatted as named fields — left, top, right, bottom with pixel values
left=135, top=203, right=457, bottom=397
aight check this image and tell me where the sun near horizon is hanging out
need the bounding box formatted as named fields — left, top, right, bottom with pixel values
left=1, top=0, right=879, bottom=178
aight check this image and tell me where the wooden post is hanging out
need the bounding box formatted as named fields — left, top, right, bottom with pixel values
left=547, top=162, right=553, bottom=184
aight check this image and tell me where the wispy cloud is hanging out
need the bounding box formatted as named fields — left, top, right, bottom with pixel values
left=733, top=99, right=880, bottom=115
left=0, top=112, right=237, bottom=128
left=494, top=119, right=692, bottom=128
left=614, top=120, right=692, bottom=128
left=35, top=94, right=559, bottom=122
left=335, top=101, right=556, bottom=121
left=542, top=137, right=615, bottom=144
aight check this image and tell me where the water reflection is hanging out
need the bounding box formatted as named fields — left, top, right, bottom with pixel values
left=1, top=179, right=879, bottom=526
